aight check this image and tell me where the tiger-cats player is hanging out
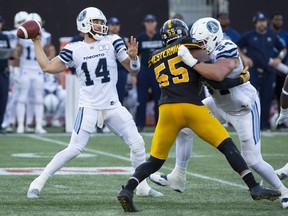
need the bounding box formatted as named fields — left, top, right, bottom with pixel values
left=117, top=19, right=280, bottom=212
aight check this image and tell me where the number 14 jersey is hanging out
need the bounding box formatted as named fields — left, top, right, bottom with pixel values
left=59, top=35, right=128, bottom=110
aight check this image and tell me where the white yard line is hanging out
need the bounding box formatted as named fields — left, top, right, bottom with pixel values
left=25, top=134, right=246, bottom=189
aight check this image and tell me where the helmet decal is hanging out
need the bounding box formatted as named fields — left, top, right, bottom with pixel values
left=77, top=9, right=87, bottom=22
left=206, top=21, right=219, bottom=33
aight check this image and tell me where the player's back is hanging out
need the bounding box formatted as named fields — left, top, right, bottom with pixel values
left=208, top=39, right=257, bottom=113
left=149, top=37, right=205, bottom=106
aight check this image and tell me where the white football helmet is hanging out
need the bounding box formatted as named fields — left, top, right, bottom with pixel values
left=76, top=7, right=108, bottom=41
left=14, top=11, right=28, bottom=28
left=27, top=13, right=42, bottom=24
left=190, top=17, right=223, bottom=54
left=44, top=94, right=59, bottom=113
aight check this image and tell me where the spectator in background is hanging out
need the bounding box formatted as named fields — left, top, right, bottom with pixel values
left=270, top=12, right=288, bottom=129
left=107, top=17, right=129, bottom=104
left=136, top=14, right=163, bottom=132
left=217, top=12, right=240, bottom=43
left=0, top=16, right=11, bottom=134
left=237, top=11, right=286, bottom=131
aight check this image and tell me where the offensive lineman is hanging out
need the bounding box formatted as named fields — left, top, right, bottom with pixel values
left=27, top=7, right=161, bottom=198
left=117, top=19, right=280, bottom=212
left=150, top=17, right=288, bottom=209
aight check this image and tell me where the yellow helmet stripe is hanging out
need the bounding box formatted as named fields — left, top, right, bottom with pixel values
left=168, top=20, right=172, bottom=28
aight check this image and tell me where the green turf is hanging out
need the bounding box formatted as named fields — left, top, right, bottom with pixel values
left=0, top=131, right=287, bottom=216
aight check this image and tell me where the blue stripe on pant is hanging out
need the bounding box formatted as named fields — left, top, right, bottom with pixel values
left=73, top=107, right=84, bottom=134
left=251, top=102, right=260, bottom=144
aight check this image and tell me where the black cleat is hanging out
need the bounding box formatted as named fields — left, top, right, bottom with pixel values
left=117, top=186, right=139, bottom=212
left=250, top=184, right=281, bottom=201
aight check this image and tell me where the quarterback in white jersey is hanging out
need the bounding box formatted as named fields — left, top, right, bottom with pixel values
left=27, top=7, right=162, bottom=199
left=150, top=17, right=288, bottom=208
left=16, top=13, right=51, bottom=134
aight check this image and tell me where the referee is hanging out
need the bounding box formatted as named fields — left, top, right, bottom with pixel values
left=0, top=16, right=11, bottom=134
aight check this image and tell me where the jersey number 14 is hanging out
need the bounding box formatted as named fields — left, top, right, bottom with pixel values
left=81, top=58, right=110, bottom=86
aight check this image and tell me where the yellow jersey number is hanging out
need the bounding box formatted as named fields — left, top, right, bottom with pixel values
left=154, top=56, right=189, bottom=87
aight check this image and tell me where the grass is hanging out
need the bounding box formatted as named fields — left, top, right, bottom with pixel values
left=0, top=129, right=287, bottom=216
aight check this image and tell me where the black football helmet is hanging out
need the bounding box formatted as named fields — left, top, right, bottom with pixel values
left=160, top=19, right=189, bottom=46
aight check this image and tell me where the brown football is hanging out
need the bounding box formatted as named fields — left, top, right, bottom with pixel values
left=17, top=20, right=41, bottom=39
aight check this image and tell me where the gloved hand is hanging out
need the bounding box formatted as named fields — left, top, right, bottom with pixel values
left=239, top=66, right=250, bottom=83
left=276, top=108, right=288, bottom=126
left=178, top=45, right=199, bottom=68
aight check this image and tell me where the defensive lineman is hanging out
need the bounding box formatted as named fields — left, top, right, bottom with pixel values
left=150, top=17, right=288, bottom=209
left=27, top=7, right=161, bottom=198
left=117, top=19, right=280, bottom=212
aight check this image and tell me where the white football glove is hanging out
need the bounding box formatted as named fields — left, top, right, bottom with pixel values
left=276, top=108, right=288, bottom=126
left=178, top=45, right=198, bottom=68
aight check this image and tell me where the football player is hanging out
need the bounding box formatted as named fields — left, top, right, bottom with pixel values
left=275, top=75, right=288, bottom=179
left=117, top=19, right=280, bottom=212
left=150, top=17, right=288, bottom=209
left=27, top=7, right=162, bottom=198
left=16, top=13, right=50, bottom=134
left=1, top=11, right=28, bottom=132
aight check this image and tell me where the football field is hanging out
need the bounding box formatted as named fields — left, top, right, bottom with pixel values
left=0, top=130, right=287, bottom=216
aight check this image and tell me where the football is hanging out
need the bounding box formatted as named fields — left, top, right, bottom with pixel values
left=17, top=20, right=41, bottom=39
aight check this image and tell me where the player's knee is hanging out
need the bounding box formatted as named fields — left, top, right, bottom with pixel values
left=217, top=138, right=240, bottom=155
left=129, top=137, right=145, bottom=153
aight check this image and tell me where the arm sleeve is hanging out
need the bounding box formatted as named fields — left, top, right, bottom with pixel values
left=58, top=43, right=73, bottom=68
left=204, top=77, right=243, bottom=90
left=111, top=35, right=128, bottom=62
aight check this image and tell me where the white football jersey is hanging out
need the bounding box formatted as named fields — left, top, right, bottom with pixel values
left=58, top=34, right=128, bottom=110
left=18, top=29, right=51, bottom=70
left=44, top=73, right=58, bottom=93
left=3, top=29, right=18, bottom=50
left=207, top=39, right=257, bottom=114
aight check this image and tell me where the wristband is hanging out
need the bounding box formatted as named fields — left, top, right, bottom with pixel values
left=130, top=56, right=140, bottom=72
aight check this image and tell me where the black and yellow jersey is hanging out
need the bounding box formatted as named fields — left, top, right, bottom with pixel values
left=148, top=37, right=203, bottom=106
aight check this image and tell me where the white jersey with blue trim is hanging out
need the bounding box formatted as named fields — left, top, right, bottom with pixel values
left=19, top=29, right=51, bottom=70
left=58, top=34, right=128, bottom=110
left=44, top=73, right=58, bottom=93
left=208, top=39, right=257, bottom=114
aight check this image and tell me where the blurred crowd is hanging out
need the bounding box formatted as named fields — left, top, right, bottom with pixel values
left=0, top=10, right=288, bottom=134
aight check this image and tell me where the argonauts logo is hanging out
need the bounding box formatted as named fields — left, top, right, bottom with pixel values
left=77, top=10, right=87, bottom=21
left=206, top=21, right=219, bottom=33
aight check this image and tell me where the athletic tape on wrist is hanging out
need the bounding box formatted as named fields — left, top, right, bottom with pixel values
left=130, top=56, right=140, bottom=71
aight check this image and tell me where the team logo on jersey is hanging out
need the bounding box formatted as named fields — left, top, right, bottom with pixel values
left=206, top=21, right=219, bottom=33
left=99, top=44, right=109, bottom=51
left=77, top=10, right=87, bottom=21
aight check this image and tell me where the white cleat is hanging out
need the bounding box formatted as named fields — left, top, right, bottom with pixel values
left=51, top=119, right=63, bottom=127
left=27, top=188, right=40, bottom=199
left=25, top=125, right=34, bottom=133
left=150, top=173, right=186, bottom=193
left=276, top=164, right=288, bottom=180
left=16, top=125, right=25, bottom=134
left=280, top=190, right=288, bottom=209
left=136, top=188, right=163, bottom=197
left=35, top=127, right=47, bottom=134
